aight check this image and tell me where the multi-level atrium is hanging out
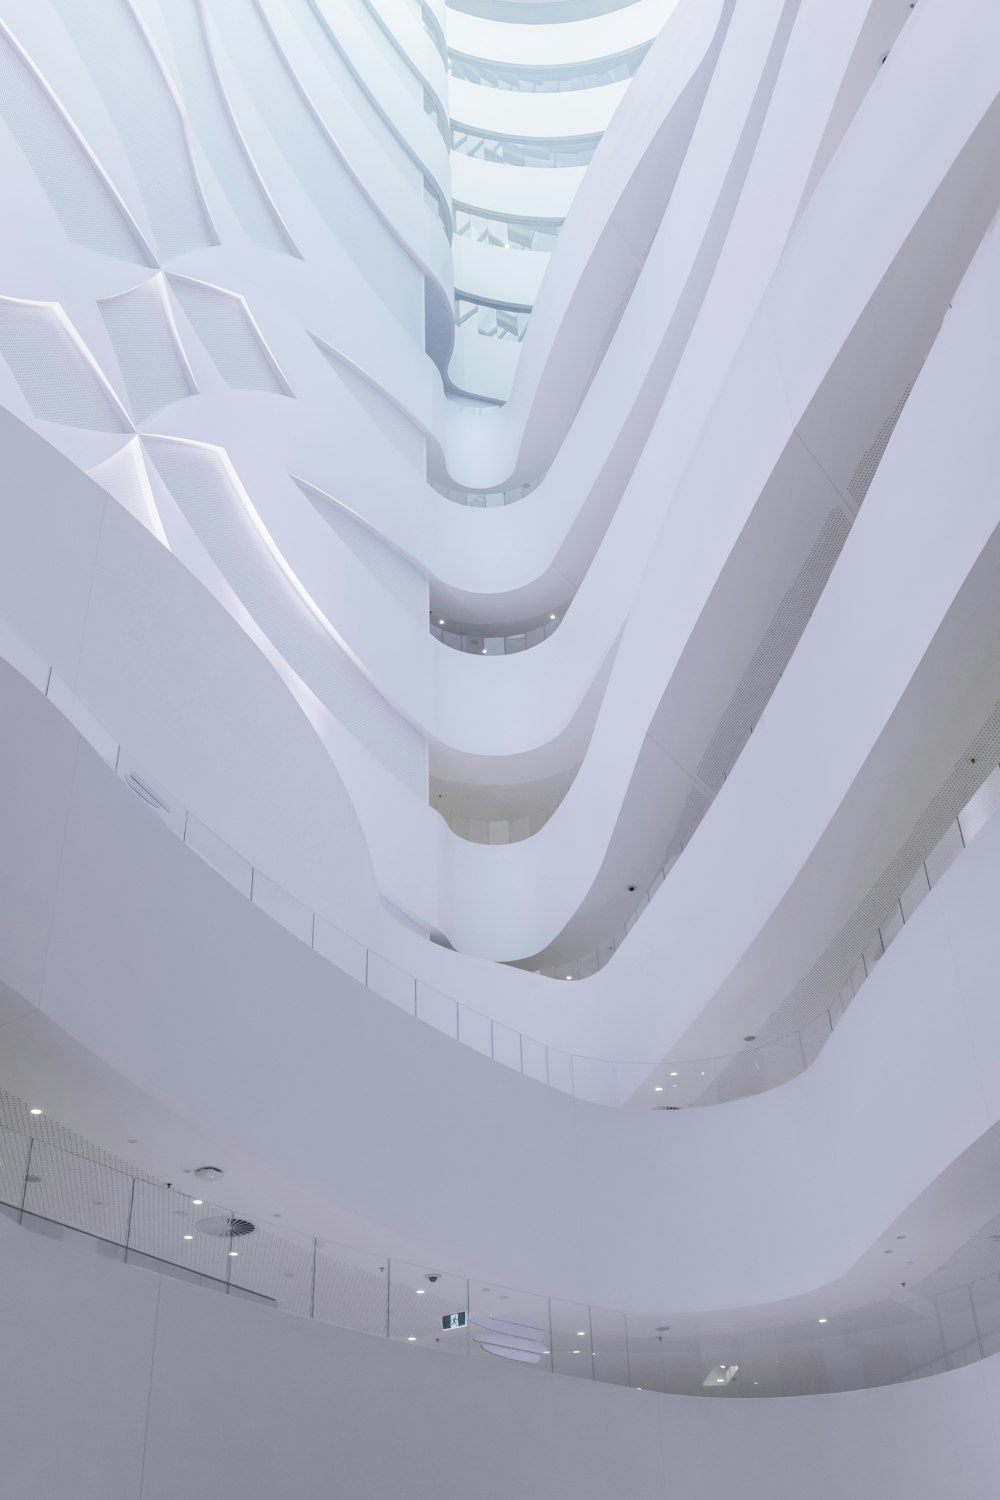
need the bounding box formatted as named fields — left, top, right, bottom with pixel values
left=3, top=0, right=1000, bottom=1494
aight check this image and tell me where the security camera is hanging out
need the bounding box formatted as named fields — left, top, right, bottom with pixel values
left=426, top=1273, right=440, bottom=1283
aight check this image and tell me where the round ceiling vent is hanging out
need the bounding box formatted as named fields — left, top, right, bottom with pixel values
left=193, top=1165, right=224, bottom=1181
left=195, top=1215, right=256, bottom=1239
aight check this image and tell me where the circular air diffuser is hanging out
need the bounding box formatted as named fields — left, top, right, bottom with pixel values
left=195, top=1215, right=256, bottom=1239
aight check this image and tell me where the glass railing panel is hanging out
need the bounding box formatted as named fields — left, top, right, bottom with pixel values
left=416, top=982, right=458, bottom=1039
left=0, top=1124, right=33, bottom=1213
left=366, top=953, right=416, bottom=1014
left=760, top=1032, right=805, bottom=1089
left=925, top=820, right=964, bottom=886
left=550, top=1299, right=595, bottom=1379
left=591, top=1306, right=630, bottom=1387
left=19, top=1140, right=132, bottom=1245
left=313, top=1240, right=387, bottom=1336
left=226, top=1220, right=315, bottom=1316
left=491, top=1021, right=522, bottom=1070
left=457, top=1003, right=493, bottom=1056
left=900, top=863, right=931, bottom=921
left=390, top=1258, right=469, bottom=1355
left=960, top=763, right=1000, bottom=842
left=970, top=1273, right=1000, bottom=1358
left=714, top=1050, right=767, bottom=1104
left=879, top=900, right=905, bottom=952
left=520, top=1034, right=548, bottom=1083
left=128, top=1179, right=235, bottom=1286
left=469, top=1282, right=551, bottom=1372
left=799, top=1012, right=833, bottom=1068
left=546, top=1049, right=574, bottom=1095
left=937, top=1285, right=982, bottom=1372
left=571, top=1055, right=615, bottom=1106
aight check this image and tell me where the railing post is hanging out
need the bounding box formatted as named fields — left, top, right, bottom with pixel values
left=385, top=1258, right=391, bottom=1339
left=310, top=1237, right=317, bottom=1320
left=17, top=1137, right=34, bottom=1225
left=123, top=1176, right=136, bottom=1263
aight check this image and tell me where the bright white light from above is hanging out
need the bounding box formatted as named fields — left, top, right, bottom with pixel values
left=669, top=1071, right=678, bottom=1077
left=29, top=1108, right=42, bottom=1115
left=437, top=619, right=444, bottom=625
left=818, top=1317, right=828, bottom=1324
left=654, top=1086, right=663, bottom=1092
left=577, top=1331, right=586, bottom=1337
left=192, top=1199, right=203, bottom=1205
left=229, top=1250, right=239, bottom=1257
left=183, top=1234, right=193, bottom=1241
left=408, top=1336, right=417, bottom=1342
left=416, top=1288, right=425, bottom=1294
left=549, top=614, right=556, bottom=621
left=564, top=975, right=572, bottom=980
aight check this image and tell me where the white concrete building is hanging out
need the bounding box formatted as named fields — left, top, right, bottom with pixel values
left=2, top=0, right=1000, bottom=1493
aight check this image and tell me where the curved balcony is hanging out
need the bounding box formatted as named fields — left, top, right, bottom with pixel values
left=448, top=42, right=651, bottom=93
left=430, top=608, right=562, bottom=654
left=6, top=1089, right=1000, bottom=1399
left=450, top=126, right=600, bottom=167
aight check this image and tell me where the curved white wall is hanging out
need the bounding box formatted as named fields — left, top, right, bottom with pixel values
left=4, top=1193, right=1000, bottom=1500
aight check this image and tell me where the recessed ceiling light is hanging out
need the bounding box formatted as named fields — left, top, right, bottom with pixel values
left=29, top=1108, right=42, bottom=1116
left=416, top=1288, right=425, bottom=1294
left=408, top=1336, right=417, bottom=1342
left=192, top=1199, right=203, bottom=1206
left=481, top=648, right=487, bottom=655
left=229, top=1250, right=239, bottom=1257
left=573, top=1349, right=581, bottom=1354
left=576, top=1331, right=586, bottom=1337
left=183, top=1234, right=193, bottom=1241
left=438, top=619, right=445, bottom=626
left=549, top=614, right=556, bottom=621
left=669, top=1071, right=678, bottom=1077
left=655, top=1086, right=663, bottom=1092
left=818, top=1318, right=828, bottom=1324
left=565, top=975, right=572, bottom=980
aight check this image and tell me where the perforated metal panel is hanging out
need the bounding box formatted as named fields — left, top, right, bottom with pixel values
left=0, top=31, right=150, bottom=263
left=169, top=276, right=291, bottom=394
left=52, top=0, right=216, bottom=261
left=847, top=382, right=913, bottom=505
left=144, top=437, right=427, bottom=794
left=0, top=299, right=129, bottom=431
left=100, top=276, right=195, bottom=422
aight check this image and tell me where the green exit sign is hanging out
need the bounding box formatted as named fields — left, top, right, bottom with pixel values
left=442, top=1310, right=467, bottom=1331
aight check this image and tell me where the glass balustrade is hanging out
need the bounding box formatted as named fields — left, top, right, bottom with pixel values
left=448, top=44, right=650, bottom=94
left=428, top=476, right=533, bottom=504
left=454, top=205, right=562, bottom=252
left=451, top=126, right=600, bottom=168
left=429, top=610, right=561, bottom=654
left=8, top=631, right=1000, bottom=1114
left=455, top=295, right=531, bottom=341
left=3, top=1096, right=999, bottom=1398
